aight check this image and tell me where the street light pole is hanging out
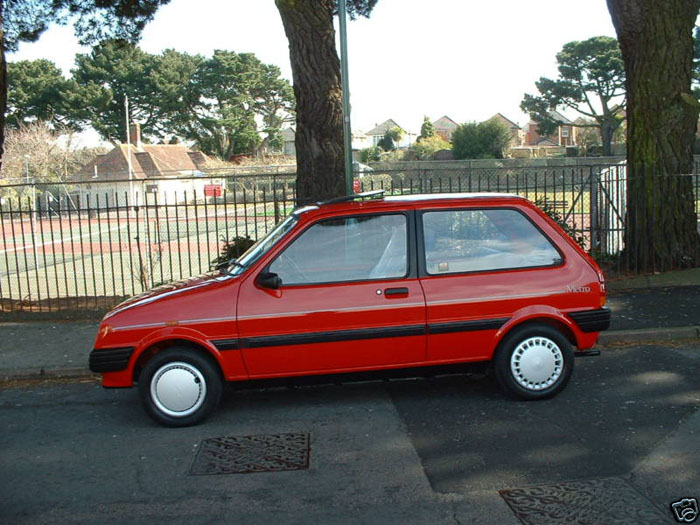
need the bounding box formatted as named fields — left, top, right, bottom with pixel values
left=338, top=0, right=354, bottom=195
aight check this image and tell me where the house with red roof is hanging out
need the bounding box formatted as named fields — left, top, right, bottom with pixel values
left=431, top=116, right=459, bottom=142
left=523, top=110, right=576, bottom=147
left=487, top=113, right=523, bottom=147
left=76, top=124, right=216, bottom=205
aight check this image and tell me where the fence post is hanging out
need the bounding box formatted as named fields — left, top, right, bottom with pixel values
left=30, top=180, right=40, bottom=277
left=589, top=166, right=599, bottom=253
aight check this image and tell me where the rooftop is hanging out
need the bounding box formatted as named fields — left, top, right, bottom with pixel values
left=77, top=127, right=209, bottom=180
left=366, top=119, right=404, bottom=136
left=432, top=116, right=459, bottom=131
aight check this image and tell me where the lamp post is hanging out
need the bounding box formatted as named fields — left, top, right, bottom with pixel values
left=338, top=0, right=353, bottom=195
left=125, top=95, right=135, bottom=205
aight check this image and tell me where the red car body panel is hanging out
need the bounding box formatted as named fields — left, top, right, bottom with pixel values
left=92, top=194, right=607, bottom=388
left=237, top=277, right=427, bottom=377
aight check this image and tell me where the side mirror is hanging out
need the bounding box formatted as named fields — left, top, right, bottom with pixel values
left=257, top=271, right=282, bottom=290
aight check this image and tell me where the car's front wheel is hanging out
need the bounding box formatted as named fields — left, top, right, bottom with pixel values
left=494, top=324, right=574, bottom=400
left=138, top=347, right=223, bottom=427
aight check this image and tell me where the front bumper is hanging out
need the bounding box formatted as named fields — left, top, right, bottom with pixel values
left=89, top=347, right=134, bottom=373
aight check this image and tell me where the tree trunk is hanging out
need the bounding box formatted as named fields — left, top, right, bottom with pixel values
left=0, top=0, right=6, bottom=170
left=607, top=0, right=700, bottom=271
left=600, top=119, right=616, bottom=157
left=276, top=0, right=345, bottom=205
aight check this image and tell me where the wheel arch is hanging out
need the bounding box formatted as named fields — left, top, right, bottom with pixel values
left=499, top=317, right=577, bottom=348
left=133, top=337, right=224, bottom=383
left=493, top=310, right=580, bottom=359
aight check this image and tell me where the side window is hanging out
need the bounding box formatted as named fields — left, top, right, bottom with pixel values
left=269, top=214, right=407, bottom=285
left=422, top=208, right=561, bottom=274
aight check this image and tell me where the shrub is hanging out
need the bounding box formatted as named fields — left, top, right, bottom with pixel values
left=535, top=199, right=586, bottom=249
left=359, top=173, right=393, bottom=191
left=360, top=146, right=381, bottom=163
left=418, top=116, right=435, bottom=140
left=378, top=149, right=406, bottom=162
left=211, top=235, right=256, bottom=268
left=452, top=120, right=512, bottom=160
left=411, top=135, right=451, bottom=160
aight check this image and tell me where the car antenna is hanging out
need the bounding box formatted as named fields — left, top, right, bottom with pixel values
left=317, top=190, right=385, bottom=206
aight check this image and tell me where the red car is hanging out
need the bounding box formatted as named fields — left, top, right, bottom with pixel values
left=90, top=192, right=609, bottom=426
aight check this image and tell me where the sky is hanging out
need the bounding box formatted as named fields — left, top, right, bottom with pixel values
left=10, top=0, right=619, bottom=143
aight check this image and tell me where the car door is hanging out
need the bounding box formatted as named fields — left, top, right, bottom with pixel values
left=418, top=205, right=566, bottom=363
left=237, top=210, right=427, bottom=377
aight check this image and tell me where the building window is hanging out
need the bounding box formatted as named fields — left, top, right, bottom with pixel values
left=561, top=128, right=569, bottom=138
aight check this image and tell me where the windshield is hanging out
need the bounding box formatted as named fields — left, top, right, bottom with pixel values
left=226, top=214, right=298, bottom=275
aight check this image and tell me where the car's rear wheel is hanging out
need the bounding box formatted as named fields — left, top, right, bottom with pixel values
left=494, top=324, right=573, bottom=400
left=138, top=347, right=222, bottom=427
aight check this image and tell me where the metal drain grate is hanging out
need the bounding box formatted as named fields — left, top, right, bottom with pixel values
left=499, top=477, right=667, bottom=524
left=189, top=432, right=310, bottom=475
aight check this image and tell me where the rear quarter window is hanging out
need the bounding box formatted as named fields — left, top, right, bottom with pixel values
left=422, top=208, right=562, bottom=274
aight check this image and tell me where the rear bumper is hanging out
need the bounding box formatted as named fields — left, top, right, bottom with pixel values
left=568, top=307, right=611, bottom=333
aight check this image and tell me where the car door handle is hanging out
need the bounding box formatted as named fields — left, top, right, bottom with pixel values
left=384, top=287, right=409, bottom=297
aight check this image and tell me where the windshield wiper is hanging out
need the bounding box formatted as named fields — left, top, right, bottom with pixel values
left=215, top=258, right=246, bottom=273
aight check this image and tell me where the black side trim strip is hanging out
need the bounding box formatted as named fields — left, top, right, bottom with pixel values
left=428, top=318, right=509, bottom=335
left=568, top=307, right=611, bottom=333
left=244, top=325, right=426, bottom=349
left=211, top=339, right=239, bottom=351
left=89, top=347, right=134, bottom=373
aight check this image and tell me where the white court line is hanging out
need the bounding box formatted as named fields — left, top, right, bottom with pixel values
left=0, top=223, right=128, bottom=255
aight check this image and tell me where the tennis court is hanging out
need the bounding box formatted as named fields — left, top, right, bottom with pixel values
left=0, top=195, right=294, bottom=309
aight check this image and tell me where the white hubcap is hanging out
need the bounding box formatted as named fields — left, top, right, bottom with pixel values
left=510, top=336, right=563, bottom=391
left=151, top=362, right=206, bottom=417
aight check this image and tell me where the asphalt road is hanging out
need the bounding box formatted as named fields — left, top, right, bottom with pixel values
left=1, top=343, right=699, bottom=524
left=388, top=343, right=700, bottom=493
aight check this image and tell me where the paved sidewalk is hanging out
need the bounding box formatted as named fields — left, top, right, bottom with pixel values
left=0, top=320, right=98, bottom=379
left=0, top=269, right=698, bottom=380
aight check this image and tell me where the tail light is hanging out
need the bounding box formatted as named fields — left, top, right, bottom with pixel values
left=596, top=268, right=607, bottom=307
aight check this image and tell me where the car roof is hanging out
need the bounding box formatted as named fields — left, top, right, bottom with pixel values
left=294, top=192, right=529, bottom=218
left=385, top=192, right=524, bottom=203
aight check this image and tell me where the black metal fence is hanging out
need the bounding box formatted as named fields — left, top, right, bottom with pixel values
left=0, top=164, right=698, bottom=313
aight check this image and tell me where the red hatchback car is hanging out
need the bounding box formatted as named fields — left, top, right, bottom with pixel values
left=90, top=192, right=610, bottom=426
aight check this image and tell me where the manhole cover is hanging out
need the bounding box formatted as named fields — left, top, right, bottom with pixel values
left=499, top=477, right=667, bottom=524
left=189, top=432, right=310, bottom=475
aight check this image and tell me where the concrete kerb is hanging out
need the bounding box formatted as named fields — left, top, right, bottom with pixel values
left=598, top=326, right=700, bottom=346
left=2, top=326, right=698, bottom=384
left=1, top=367, right=98, bottom=383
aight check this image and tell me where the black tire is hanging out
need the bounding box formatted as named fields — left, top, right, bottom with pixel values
left=493, top=324, right=574, bottom=400
left=138, top=347, right=223, bottom=427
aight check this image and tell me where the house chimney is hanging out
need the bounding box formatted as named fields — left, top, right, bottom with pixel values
left=129, top=122, right=141, bottom=148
